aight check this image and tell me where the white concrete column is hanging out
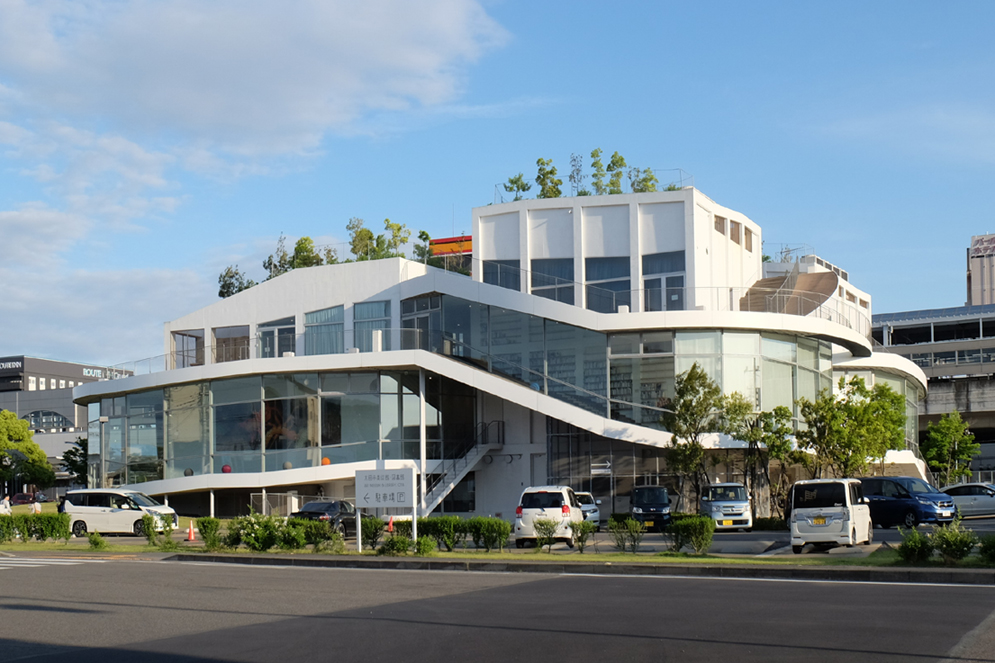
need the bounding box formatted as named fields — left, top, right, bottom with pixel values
left=573, top=203, right=584, bottom=308
left=630, top=201, right=642, bottom=312
left=419, top=369, right=427, bottom=519
left=209, top=489, right=215, bottom=518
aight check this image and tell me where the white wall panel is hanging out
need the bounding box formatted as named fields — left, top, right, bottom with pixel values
left=582, top=205, right=629, bottom=258
left=479, top=212, right=519, bottom=261
left=529, top=208, right=573, bottom=259
left=638, top=202, right=685, bottom=255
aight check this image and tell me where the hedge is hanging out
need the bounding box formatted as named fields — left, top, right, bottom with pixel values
left=0, top=513, right=72, bottom=542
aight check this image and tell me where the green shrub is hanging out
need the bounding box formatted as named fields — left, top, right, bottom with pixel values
left=569, top=520, right=597, bottom=553
left=196, top=517, right=224, bottom=552
left=667, top=516, right=715, bottom=554
left=377, top=535, right=412, bottom=556
left=141, top=514, right=158, bottom=546
left=225, top=512, right=282, bottom=552
left=607, top=518, right=645, bottom=554
left=414, top=535, right=436, bottom=556
left=752, top=517, right=787, bottom=531
left=425, top=515, right=465, bottom=551
left=932, top=519, right=978, bottom=564
left=532, top=518, right=559, bottom=553
left=279, top=520, right=309, bottom=550
left=87, top=531, right=108, bottom=551
left=466, top=517, right=511, bottom=552
left=609, top=513, right=629, bottom=524
left=361, top=516, right=386, bottom=550
left=140, top=513, right=178, bottom=552
left=978, top=533, right=995, bottom=564
left=0, top=515, right=15, bottom=543
left=391, top=519, right=412, bottom=539
left=23, top=514, right=71, bottom=542
left=897, top=526, right=934, bottom=563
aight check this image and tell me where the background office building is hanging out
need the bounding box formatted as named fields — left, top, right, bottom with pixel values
left=75, top=188, right=927, bottom=518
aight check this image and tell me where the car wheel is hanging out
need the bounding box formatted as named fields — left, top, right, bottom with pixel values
left=846, top=527, right=856, bottom=547
left=903, top=510, right=918, bottom=529
left=565, top=538, right=574, bottom=549
left=72, top=520, right=87, bottom=537
left=792, top=545, right=804, bottom=554
left=334, top=523, right=346, bottom=538
left=133, top=520, right=145, bottom=537
left=515, top=539, right=525, bottom=549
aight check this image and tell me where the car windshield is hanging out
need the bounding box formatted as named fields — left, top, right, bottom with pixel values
left=632, top=487, right=669, bottom=505
left=301, top=502, right=336, bottom=512
left=521, top=492, right=563, bottom=509
left=897, top=478, right=939, bottom=494
left=130, top=493, right=161, bottom=507
left=708, top=486, right=746, bottom=502
left=793, top=483, right=846, bottom=509
left=576, top=494, right=595, bottom=505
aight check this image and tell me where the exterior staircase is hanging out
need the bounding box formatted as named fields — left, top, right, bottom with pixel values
left=422, top=421, right=504, bottom=514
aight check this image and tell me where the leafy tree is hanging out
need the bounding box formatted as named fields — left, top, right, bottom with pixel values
left=414, top=230, right=432, bottom=264
left=0, top=410, right=55, bottom=490
left=535, top=158, right=562, bottom=198
left=383, top=218, right=411, bottom=258
left=218, top=265, right=257, bottom=298
left=721, top=395, right=793, bottom=518
left=503, top=173, right=532, bottom=201
left=262, top=233, right=292, bottom=280
left=628, top=167, right=659, bottom=193
left=569, top=153, right=589, bottom=196
left=62, top=437, right=89, bottom=487
left=590, top=148, right=607, bottom=195
left=607, top=151, right=627, bottom=194
left=290, top=237, right=323, bottom=268
left=660, top=363, right=725, bottom=509
left=922, top=411, right=978, bottom=486
left=795, top=376, right=906, bottom=478
left=347, top=217, right=377, bottom=260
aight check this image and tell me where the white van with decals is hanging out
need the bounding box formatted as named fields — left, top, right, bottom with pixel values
left=63, top=489, right=178, bottom=537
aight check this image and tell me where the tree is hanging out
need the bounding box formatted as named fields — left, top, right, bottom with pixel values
left=383, top=218, right=410, bottom=258
left=347, top=217, right=376, bottom=260
left=660, top=363, right=725, bottom=509
left=414, top=230, right=432, bottom=264
left=795, top=376, right=906, bottom=478
left=535, top=158, right=562, bottom=198
left=628, top=167, right=659, bottom=193
left=607, top=151, right=627, bottom=194
left=922, top=411, right=978, bottom=486
left=218, top=265, right=257, bottom=298
left=721, top=394, right=794, bottom=518
left=503, top=173, right=532, bottom=201
left=590, top=148, right=607, bottom=195
left=262, top=233, right=293, bottom=280
left=569, top=153, right=589, bottom=196
left=62, top=436, right=89, bottom=487
left=290, top=237, right=323, bottom=268
left=0, top=410, right=55, bottom=490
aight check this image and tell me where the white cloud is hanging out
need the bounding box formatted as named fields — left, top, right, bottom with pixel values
left=821, top=104, right=995, bottom=164
left=0, top=204, right=90, bottom=265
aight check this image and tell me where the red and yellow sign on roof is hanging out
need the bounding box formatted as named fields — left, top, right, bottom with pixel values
left=430, top=235, right=472, bottom=256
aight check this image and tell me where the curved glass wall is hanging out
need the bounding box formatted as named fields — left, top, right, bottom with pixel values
left=90, top=370, right=472, bottom=487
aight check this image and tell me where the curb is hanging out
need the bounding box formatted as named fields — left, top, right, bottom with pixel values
left=165, top=553, right=995, bottom=585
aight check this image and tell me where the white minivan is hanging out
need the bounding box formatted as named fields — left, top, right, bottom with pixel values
left=63, top=489, right=178, bottom=537
left=789, top=479, right=872, bottom=554
left=514, top=485, right=584, bottom=548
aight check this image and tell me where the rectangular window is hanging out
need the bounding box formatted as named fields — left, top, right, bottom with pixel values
left=50, top=379, right=56, bottom=389
left=59, top=380, right=66, bottom=389
left=68, top=381, right=74, bottom=388
left=730, top=221, right=741, bottom=245
left=586, top=257, right=630, bottom=313
left=39, top=378, right=46, bottom=391
left=305, top=306, right=344, bottom=355
left=531, top=259, right=574, bottom=305
left=214, top=325, right=250, bottom=363
left=354, top=301, right=391, bottom=352
left=172, top=329, right=205, bottom=368
left=28, top=376, right=36, bottom=391
left=745, top=228, right=753, bottom=252
left=642, top=251, right=685, bottom=275
left=483, top=260, right=521, bottom=291
left=714, top=216, right=725, bottom=234
left=258, top=317, right=296, bottom=358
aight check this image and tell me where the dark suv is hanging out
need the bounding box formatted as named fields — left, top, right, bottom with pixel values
left=288, top=500, right=356, bottom=537
left=858, top=476, right=955, bottom=528
left=629, top=486, right=672, bottom=532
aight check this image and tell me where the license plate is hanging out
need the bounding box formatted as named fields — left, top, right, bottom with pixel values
left=813, top=516, right=826, bottom=525
left=721, top=520, right=733, bottom=526
left=941, top=511, right=952, bottom=517
left=644, top=521, right=654, bottom=528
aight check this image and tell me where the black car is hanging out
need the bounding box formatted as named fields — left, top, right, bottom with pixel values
left=288, top=500, right=356, bottom=537
left=629, top=485, right=672, bottom=532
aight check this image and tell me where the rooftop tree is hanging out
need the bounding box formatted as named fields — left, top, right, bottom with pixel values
left=535, top=158, right=563, bottom=198
left=590, top=148, right=607, bottom=195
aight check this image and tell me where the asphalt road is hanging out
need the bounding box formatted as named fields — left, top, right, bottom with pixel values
left=1, top=557, right=995, bottom=662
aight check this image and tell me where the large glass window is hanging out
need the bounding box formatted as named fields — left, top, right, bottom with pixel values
left=355, top=301, right=391, bottom=351
left=483, top=260, right=521, bottom=291
left=213, top=326, right=250, bottom=363
left=531, top=258, right=574, bottom=304
left=258, top=317, right=296, bottom=358
left=172, top=329, right=205, bottom=368
left=305, top=306, right=344, bottom=355
left=643, top=251, right=686, bottom=312
left=401, top=296, right=441, bottom=351
left=586, top=257, right=631, bottom=313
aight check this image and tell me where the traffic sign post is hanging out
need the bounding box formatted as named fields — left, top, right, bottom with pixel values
left=355, top=467, right=417, bottom=547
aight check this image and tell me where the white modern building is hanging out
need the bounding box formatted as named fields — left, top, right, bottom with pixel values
left=73, top=188, right=928, bottom=518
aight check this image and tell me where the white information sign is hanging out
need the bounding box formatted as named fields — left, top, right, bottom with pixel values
left=355, top=467, right=415, bottom=509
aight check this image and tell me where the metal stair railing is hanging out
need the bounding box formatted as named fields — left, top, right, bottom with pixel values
left=423, top=421, right=504, bottom=511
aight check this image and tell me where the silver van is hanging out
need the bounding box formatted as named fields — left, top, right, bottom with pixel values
left=700, top=482, right=752, bottom=531
left=63, top=489, right=178, bottom=537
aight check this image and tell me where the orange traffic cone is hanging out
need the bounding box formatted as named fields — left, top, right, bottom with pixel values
left=187, top=521, right=196, bottom=542
left=387, top=516, right=394, bottom=533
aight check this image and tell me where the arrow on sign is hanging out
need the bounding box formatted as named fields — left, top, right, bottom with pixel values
left=364, top=493, right=370, bottom=502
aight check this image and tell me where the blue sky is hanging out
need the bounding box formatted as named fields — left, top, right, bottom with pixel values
left=2, top=0, right=993, bottom=365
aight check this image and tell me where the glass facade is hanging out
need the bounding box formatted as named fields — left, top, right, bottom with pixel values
left=88, top=370, right=473, bottom=486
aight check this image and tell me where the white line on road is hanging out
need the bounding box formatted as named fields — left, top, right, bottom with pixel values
left=560, top=572, right=995, bottom=589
